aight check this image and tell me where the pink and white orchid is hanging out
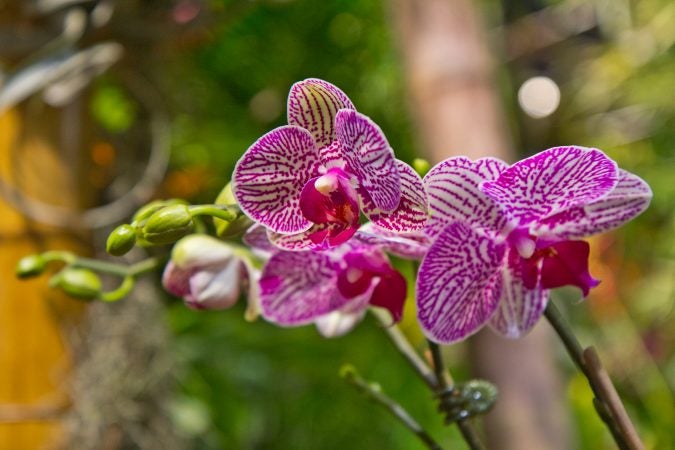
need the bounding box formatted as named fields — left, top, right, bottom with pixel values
left=162, top=234, right=260, bottom=319
left=417, top=146, right=652, bottom=344
left=253, top=224, right=415, bottom=337
left=232, top=78, right=428, bottom=251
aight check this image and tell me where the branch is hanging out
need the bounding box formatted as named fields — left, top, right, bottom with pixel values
left=544, top=301, right=644, bottom=450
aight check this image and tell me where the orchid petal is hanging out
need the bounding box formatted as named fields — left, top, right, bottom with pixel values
left=268, top=222, right=359, bottom=251
left=232, top=126, right=320, bottom=234
left=162, top=262, right=190, bottom=298
left=186, top=259, right=242, bottom=309
left=315, top=309, right=367, bottom=338
left=424, top=157, right=508, bottom=239
left=538, top=241, right=600, bottom=297
left=417, top=222, right=505, bottom=344
left=243, top=224, right=278, bottom=256
left=532, top=169, right=652, bottom=239
left=362, top=160, right=429, bottom=232
left=287, top=78, right=355, bottom=149
left=489, top=249, right=550, bottom=338
left=369, top=269, right=407, bottom=323
left=355, top=223, right=431, bottom=260
left=335, top=109, right=400, bottom=213
left=171, top=234, right=235, bottom=268
left=481, top=146, right=618, bottom=226
left=260, top=251, right=348, bottom=325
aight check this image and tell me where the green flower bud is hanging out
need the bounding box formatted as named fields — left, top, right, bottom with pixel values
left=132, top=199, right=188, bottom=223
left=214, top=183, right=249, bottom=237
left=142, top=204, right=194, bottom=245
left=53, top=268, right=102, bottom=300
left=412, top=158, right=431, bottom=177
left=106, top=224, right=137, bottom=256
left=16, top=254, right=47, bottom=278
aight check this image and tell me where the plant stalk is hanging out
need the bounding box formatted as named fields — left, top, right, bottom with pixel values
left=544, top=301, right=644, bottom=450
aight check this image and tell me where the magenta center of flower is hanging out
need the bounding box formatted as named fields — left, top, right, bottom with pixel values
left=508, top=228, right=600, bottom=297
left=299, top=168, right=361, bottom=247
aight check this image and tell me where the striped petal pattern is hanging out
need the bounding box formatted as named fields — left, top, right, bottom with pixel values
left=260, top=251, right=347, bottom=325
left=361, top=160, right=429, bottom=232
left=532, top=169, right=652, bottom=239
left=232, top=126, right=321, bottom=234
left=488, top=248, right=550, bottom=338
left=335, top=109, right=401, bottom=213
left=481, top=146, right=618, bottom=226
left=417, top=222, right=506, bottom=344
left=355, top=223, right=431, bottom=260
left=287, top=78, right=355, bottom=149
left=424, top=157, right=508, bottom=238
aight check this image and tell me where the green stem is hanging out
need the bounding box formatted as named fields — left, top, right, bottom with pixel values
left=371, top=309, right=436, bottom=389
left=341, top=366, right=443, bottom=450
left=189, top=205, right=238, bottom=222
left=544, top=301, right=644, bottom=450
left=70, top=256, right=165, bottom=278
left=100, top=275, right=135, bottom=302
left=427, top=341, right=486, bottom=450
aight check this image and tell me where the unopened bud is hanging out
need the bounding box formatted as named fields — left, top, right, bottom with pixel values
left=53, top=268, right=102, bottom=300
left=16, top=254, right=47, bottom=278
left=132, top=199, right=187, bottom=223
left=412, top=158, right=431, bottom=177
left=106, top=224, right=137, bottom=256
left=214, top=183, right=248, bottom=237
left=142, top=204, right=194, bottom=244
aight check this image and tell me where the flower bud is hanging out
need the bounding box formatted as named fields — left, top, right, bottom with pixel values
left=213, top=183, right=249, bottom=237
left=132, top=199, right=188, bottom=223
left=142, top=204, right=194, bottom=244
left=412, top=158, right=431, bottom=177
left=16, top=254, right=47, bottom=278
left=53, top=268, right=102, bottom=300
left=106, top=224, right=137, bottom=256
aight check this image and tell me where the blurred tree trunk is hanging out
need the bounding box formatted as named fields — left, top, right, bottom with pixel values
left=389, top=0, right=571, bottom=448
left=0, top=107, right=89, bottom=449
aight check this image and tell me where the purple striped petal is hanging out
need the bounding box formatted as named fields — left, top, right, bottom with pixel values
left=489, top=249, right=550, bottom=338
left=481, top=146, right=619, bottom=226
left=361, top=160, right=429, bottom=232
left=532, top=169, right=652, bottom=239
left=424, top=157, right=508, bottom=239
left=268, top=222, right=359, bottom=251
left=355, top=223, right=431, bottom=260
left=417, top=222, right=506, bottom=344
left=243, top=224, right=278, bottom=256
left=232, top=126, right=321, bottom=234
left=287, top=78, right=356, bottom=149
left=335, top=109, right=401, bottom=213
left=260, top=251, right=347, bottom=325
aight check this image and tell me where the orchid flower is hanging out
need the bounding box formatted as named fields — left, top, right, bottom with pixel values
left=162, top=234, right=260, bottom=319
left=417, top=146, right=652, bottom=344
left=232, top=78, right=428, bottom=251
left=252, top=223, right=414, bottom=337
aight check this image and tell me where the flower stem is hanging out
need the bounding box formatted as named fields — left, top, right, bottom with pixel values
left=341, top=365, right=443, bottom=450
left=544, top=301, right=644, bottom=450
left=70, top=255, right=165, bottom=278
left=189, top=204, right=238, bottom=222
left=371, top=311, right=486, bottom=450
left=427, top=341, right=486, bottom=450
left=371, top=309, right=436, bottom=389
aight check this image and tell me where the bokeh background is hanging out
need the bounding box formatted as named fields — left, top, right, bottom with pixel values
left=0, top=1, right=673, bottom=449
